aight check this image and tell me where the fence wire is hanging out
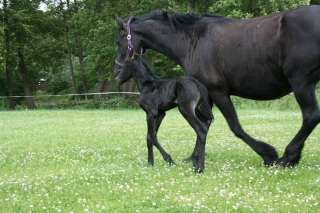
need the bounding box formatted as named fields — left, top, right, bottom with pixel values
left=0, top=92, right=141, bottom=109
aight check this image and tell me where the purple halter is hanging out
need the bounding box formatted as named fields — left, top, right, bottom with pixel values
left=126, top=17, right=134, bottom=58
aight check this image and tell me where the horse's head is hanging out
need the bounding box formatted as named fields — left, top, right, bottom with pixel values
left=114, top=10, right=195, bottom=78
left=114, top=16, right=147, bottom=80
left=113, top=11, right=175, bottom=75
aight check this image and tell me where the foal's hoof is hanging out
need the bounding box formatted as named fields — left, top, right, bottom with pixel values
left=183, top=155, right=195, bottom=163
left=194, top=167, right=204, bottom=173
left=168, top=160, right=176, bottom=166
left=164, top=155, right=176, bottom=166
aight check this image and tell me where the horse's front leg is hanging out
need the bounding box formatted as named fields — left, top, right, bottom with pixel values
left=211, top=92, right=279, bottom=165
left=277, top=82, right=320, bottom=167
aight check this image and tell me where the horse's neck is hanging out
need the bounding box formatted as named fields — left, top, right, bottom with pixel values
left=140, top=29, right=189, bottom=66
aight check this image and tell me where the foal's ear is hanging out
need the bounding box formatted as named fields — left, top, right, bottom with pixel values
left=143, top=80, right=155, bottom=92
left=162, top=11, right=169, bottom=19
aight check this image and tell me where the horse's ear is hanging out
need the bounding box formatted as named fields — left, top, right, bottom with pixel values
left=130, top=17, right=137, bottom=24
left=114, top=16, right=124, bottom=28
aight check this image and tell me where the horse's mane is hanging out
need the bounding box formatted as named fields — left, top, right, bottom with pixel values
left=136, top=10, right=228, bottom=31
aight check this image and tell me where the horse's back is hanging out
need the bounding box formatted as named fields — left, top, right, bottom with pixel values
left=202, top=6, right=320, bottom=100
left=281, top=5, right=320, bottom=82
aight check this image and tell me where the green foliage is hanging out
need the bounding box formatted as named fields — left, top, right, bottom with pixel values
left=310, top=0, right=320, bottom=4
left=209, top=0, right=310, bottom=17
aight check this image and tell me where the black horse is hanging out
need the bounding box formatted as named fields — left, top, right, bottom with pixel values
left=114, top=5, right=320, bottom=167
left=114, top=57, right=213, bottom=172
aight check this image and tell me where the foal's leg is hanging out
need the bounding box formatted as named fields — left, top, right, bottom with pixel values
left=147, top=112, right=174, bottom=165
left=277, top=83, right=320, bottom=167
left=178, top=104, right=209, bottom=173
left=153, top=112, right=175, bottom=165
left=146, top=112, right=156, bottom=166
left=184, top=109, right=213, bottom=163
left=211, top=92, right=279, bottom=165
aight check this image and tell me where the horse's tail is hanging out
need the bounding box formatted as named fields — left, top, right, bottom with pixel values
left=195, top=80, right=213, bottom=123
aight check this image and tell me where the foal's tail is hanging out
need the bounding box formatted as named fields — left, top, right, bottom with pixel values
left=195, top=80, right=213, bottom=123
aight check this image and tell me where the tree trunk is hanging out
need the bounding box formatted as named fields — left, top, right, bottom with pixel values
left=74, top=0, right=88, bottom=94
left=76, top=36, right=89, bottom=93
left=96, top=68, right=107, bottom=92
left=3, top=0, right=15, bottom=109
left=66, top=31, right=77, bottom=94
left=62, top=0, right=77, bottom=95
left=17, top=48, right=35, bottom=109
left=188, top=0, right=196, bottom=13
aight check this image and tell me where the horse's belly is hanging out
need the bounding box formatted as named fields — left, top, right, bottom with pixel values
left=229, top=75, right=292, bottom=100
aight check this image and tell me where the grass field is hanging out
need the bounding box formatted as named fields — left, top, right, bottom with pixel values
left=0, top=109, right=319, bottom=212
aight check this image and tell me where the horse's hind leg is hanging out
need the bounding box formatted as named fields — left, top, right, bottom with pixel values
left=178, top=102, right=209, bottom=173
left=277, top=82, right=320, bottom=167
left=211, top=92, right=279, bottom=165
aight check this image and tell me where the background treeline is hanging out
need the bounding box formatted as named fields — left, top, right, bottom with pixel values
left=0, top=0, right=318, bottom=109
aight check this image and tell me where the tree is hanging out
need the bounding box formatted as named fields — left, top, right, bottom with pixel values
left=2, top=0, right=15, bottom=108
left=310, top=0, right=320, bottom=4
left=209, top=0, right=310, bottom=18
left=0, top=0, right=313, bottom=109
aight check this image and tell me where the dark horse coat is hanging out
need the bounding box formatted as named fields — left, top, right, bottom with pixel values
left=115, top=5, right=320, bottom=168
left=115, top=57, right=213, bottom=172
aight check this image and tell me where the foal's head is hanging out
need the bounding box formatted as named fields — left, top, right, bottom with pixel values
left=114, top=57, right=148, bottom=85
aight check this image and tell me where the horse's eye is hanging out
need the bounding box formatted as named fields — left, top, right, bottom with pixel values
left=120, top=30, right=125, bottom=37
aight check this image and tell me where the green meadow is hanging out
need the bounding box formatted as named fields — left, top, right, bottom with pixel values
left=0, top=109, right=319, bottom=212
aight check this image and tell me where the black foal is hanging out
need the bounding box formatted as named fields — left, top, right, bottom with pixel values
left=114, top=57, right=213, bottom=172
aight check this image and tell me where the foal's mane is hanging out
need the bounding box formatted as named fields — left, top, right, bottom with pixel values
left=133, top=57, right=160, bottom=80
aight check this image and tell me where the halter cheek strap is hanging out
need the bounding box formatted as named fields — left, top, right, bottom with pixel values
left=126, top=17, right=134, bottom=58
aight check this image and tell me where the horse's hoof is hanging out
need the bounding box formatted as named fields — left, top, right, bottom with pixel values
left=262, top=146, right=279, bottom=166
left=274, top=157, right=297, bottom=168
